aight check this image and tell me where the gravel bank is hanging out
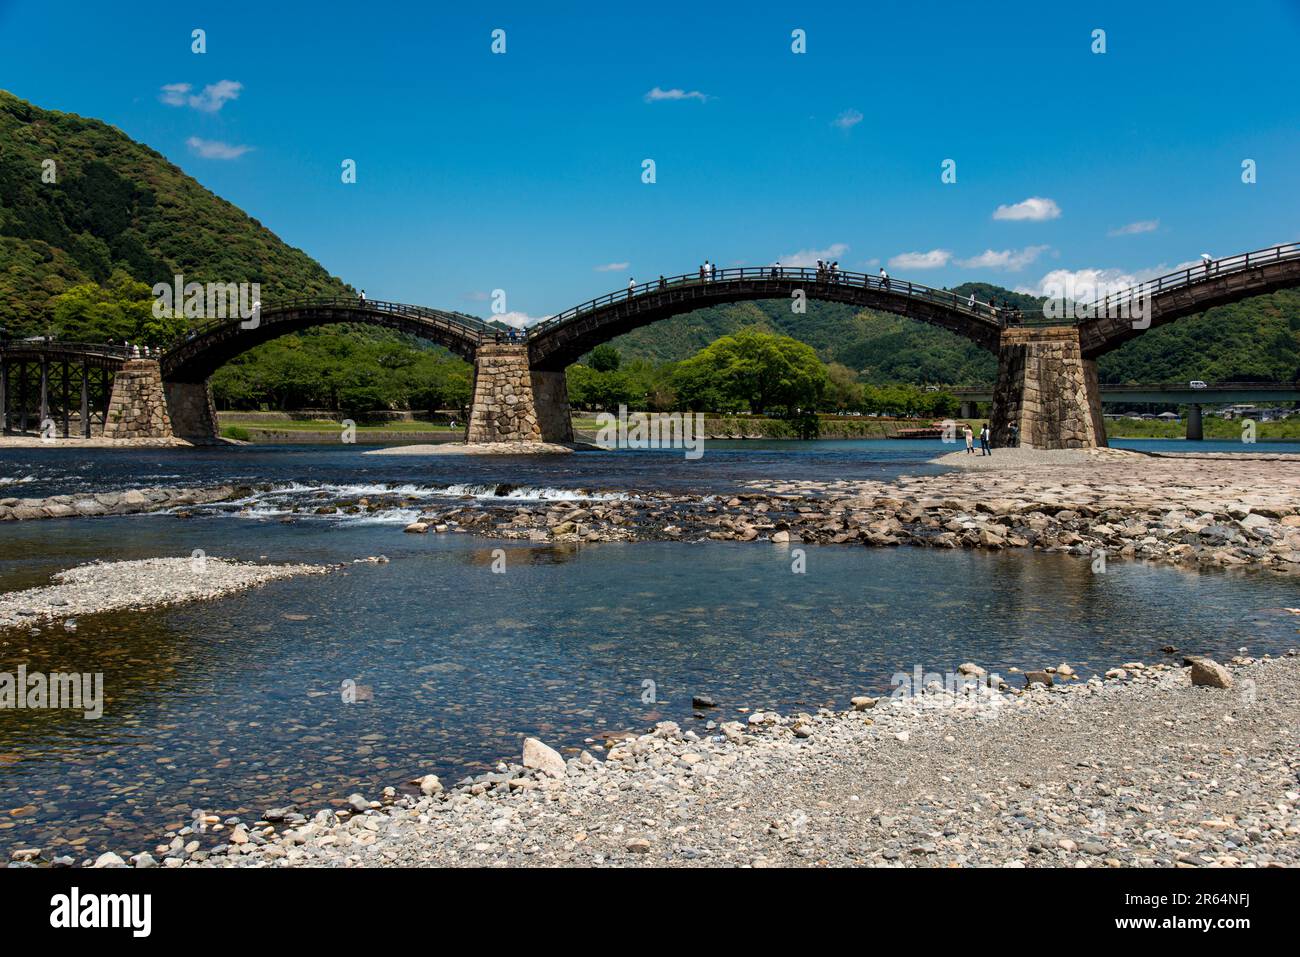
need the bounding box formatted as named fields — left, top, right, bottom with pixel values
left=0, top=436, right=192, bottom=449
left=0, top=557, right=333, bottom=630
left=157, top=651, right=1299, bottom=869
left=931, top=447, right=1136, bottom=470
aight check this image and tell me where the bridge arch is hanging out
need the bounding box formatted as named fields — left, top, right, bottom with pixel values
left=160, top=297, right=489, bottom=383
left=1077, top=242, right=1300, bottom=358
left=524, top=267, right=1005, bottom=370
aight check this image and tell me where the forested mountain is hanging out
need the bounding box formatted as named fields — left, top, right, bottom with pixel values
left=606, top=287, right=1300, bottom=386
left=0, top=90, right=470, bottom=411
left=0, top=90, right=348, bottom=324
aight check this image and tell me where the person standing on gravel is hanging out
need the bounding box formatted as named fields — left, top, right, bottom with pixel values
left=964, top=424, right=975, bottom=454
left=979, top=423, right=992, bottom=455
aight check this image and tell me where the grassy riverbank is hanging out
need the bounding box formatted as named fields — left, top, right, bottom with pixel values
left=217, top=414, right=462, bottom=444
left=1104, top=417, right=1300, bottom=441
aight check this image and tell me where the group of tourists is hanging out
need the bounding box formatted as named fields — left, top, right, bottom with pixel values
left=963, top=421, right=1019, bottom=454
left=814, top=259, right=842, bottom=282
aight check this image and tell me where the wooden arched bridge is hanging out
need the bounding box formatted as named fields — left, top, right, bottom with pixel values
left=2, top=242, right=1297, bottom=447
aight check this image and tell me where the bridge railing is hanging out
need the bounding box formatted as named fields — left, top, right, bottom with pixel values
left=525, top=266, right=1005, bottom=339
left=0, top=339, right=132, bottom=359
left=175, top=296, right=495, bottom=346
left=1084, top=241, right=1300, bottom=319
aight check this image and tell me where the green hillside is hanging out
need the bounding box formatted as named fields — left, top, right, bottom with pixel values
left=0, top=90, right=472, bottom=412
left=0, top=90, right=349, bottom=324
left=606, top=286, right=1300, bottom=387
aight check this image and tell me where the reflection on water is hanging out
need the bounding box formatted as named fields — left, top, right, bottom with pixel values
left=1, top=513, right=1297, bottom=860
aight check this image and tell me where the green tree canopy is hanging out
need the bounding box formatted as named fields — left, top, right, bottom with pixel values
left=672, top=327, right=827, bottom=416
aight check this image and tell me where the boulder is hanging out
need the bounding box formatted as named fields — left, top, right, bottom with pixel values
left=1189, top=658, right=1233, bottom=689
left=522, top=737, right=567, bottom=778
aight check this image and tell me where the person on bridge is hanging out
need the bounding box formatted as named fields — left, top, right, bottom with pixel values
left=963, top=423, right=975, bottom=454
left=359, top=289, right=366, bottom=301
left=771, top=261, right=781, bottom=278
left=628, top=277, right=636, bottom=295
left=979, top=423, right=992, bottom=456
left=699, top=262, right=707, bottom=281
left=879, top=267, right=889, bottom=289
left=968, top=292, right=976, bottom=309
left=659, top=275, right=667, bottom=288
left=830, top=261, right=840, bottom=283
left=707, top=260, right=715, bottom=281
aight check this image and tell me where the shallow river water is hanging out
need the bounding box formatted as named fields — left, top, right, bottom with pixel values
left=1, top=438, right=1297, bottom=859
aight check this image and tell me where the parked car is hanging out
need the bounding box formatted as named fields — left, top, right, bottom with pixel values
left=1189, top=380, right=1208, bottom=389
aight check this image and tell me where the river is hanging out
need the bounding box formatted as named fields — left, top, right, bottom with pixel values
left=1, top=437, right=1297, bottom=860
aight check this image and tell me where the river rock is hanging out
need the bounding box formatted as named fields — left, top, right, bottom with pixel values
left=1190, top=658, right=1233, bottom=689
left=522, top=737, right=567, bottom=778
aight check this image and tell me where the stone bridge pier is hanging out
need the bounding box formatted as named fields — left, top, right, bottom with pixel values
left=102, top=359, right=174, bottom=440
left=466, top=344, right=573, bottom=444
left=164, top=380, right=221, bottom=444
left=989, top=326, right=1107, bottom=449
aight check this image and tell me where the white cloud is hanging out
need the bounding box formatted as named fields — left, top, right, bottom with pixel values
left=1015, top=259, right=1199, bottom=298
left=1108, top=219, right=1159, bottom=236
left=495, top=311, right=549, bottom=330
left=832, top=109, right=863, bottom=130
left=594, top=262, right=630, bottom=272
left=186, top=136, right=252, bottom=160
left=644, top=87, right=709, bottom=103
left=992, top=196, right=1061, bottom=222
left=159, top=83, right=192, bottom=106
left=777, top=243, right=849, bottom=268
left=161, top=80, right=243, bottom=112
left=888, top=249, right=952, bottom=270
left=956, top=245, right=1051, bottom=271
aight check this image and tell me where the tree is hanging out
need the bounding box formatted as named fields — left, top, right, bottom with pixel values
left=49, top=270, right=185, bottom=346
left=672, top=327, right=827, bottom=416
left=589, top=344, right=621, bottom=372
left=567, top=364, right=637, bottom=410
left=823, top=362, right=863, bottom=412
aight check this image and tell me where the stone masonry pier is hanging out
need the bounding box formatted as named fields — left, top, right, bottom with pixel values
left=989, top=327, right=1106, bottom=450
left=102, top=359, right=174, bottom=440
left=466, top=344, right=542, bottom=443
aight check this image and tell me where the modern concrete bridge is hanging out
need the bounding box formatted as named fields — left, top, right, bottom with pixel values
left=3, top=242, right=1298, bottom=448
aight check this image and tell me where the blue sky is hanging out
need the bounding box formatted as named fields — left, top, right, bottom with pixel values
left=2, top=0, right=1298, bottom=325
